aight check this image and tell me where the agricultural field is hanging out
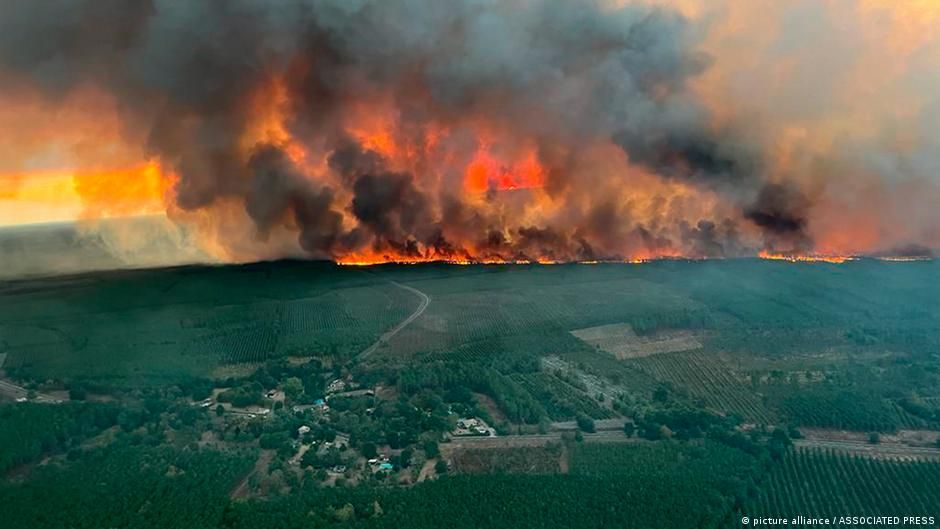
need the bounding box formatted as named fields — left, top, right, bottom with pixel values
left=628, top=350, right=776, bottom=424
left=569, top=441, right=762, bottom=528
left=571, top=323, right=701, bottom=359
left=740, top=448, right=940, bottom=528
left=366, top=260, right=940, bottom=431
left=448, top=444, right=563, bottom=474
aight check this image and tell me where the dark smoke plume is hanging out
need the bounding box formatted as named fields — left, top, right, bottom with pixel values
left=0, top=0, right=883, bottom=262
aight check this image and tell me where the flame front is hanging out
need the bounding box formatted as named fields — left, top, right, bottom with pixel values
left=757, top=252, right=856, bottom=265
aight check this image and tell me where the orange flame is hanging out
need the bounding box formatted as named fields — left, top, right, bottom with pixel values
left=758, top=251, right=856, bottom=264
left=464, top=145, right=546, bottom=193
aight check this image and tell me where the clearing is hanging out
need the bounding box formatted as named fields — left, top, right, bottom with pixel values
left=570, top=323, right=701, bottom=360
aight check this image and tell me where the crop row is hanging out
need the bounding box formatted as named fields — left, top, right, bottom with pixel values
left=632, top=351, right=775, bottom=424
left=743, top=448, right=940, bottom=525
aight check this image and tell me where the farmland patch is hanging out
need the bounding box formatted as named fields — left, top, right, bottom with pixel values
left=448, top=445, right=562, bottom=474
left=570, top=323, right=701, bottom=360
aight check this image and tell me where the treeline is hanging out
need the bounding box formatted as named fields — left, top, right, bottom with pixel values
left=0, top=402, right=121, bottom=473
left=0, top=443, right=253, bottom=529
left=629, top=308, right=713, bottom=336
left=218, top=440, right=764, bottom=529
left=395, top=359, right=546, bottom=424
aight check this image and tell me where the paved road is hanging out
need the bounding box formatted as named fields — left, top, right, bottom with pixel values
left=357, top=282, right=430, bottom=361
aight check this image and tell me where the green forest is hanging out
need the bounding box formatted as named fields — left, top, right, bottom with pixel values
left=3, top=260, right=940, bottom=527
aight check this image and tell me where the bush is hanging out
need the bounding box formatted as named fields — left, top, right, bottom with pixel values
left=423, top=440, right=440, bottom=458
left=624, top=421, right=636, bottom=437
left=576, top=413, right=596, bottom=433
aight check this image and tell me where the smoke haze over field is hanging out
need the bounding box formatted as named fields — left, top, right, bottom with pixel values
left=0, top=0, right=938, bottom=268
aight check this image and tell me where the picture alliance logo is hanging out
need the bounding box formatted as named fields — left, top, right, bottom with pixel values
left=743, top=516, right=937, bottom=526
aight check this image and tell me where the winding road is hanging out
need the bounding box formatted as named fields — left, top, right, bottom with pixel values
left=356, top=281, right=430, bottom=361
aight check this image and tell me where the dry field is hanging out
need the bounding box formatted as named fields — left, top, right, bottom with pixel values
left=570, top=323, right=701, bottom=360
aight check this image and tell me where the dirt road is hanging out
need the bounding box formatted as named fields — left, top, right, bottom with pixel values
left=357, top=282, right=430, bottom=361
left=0, top=379, right=60, bottom=403
left=794, top=439, right=940, bottom=460
left=230, top=450, right=274, bottom=500
left=416, top=458, right=438, bottom=482
left=444, top=430, right=637, bottom=451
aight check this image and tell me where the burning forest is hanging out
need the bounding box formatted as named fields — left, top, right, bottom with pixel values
left=1, top=0, right=939, bottom=267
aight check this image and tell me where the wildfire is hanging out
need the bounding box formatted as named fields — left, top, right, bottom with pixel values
left=337, top=255, right=676, bottom=267
left=758, top=251, right=857, bottom=264
left=2, top=0, right=939, bottom=271
left=464, top=145, right=546, bottom=193
left=0, top=161, right=174, bottom=225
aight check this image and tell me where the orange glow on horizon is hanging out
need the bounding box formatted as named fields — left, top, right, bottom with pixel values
left=1, top=161, right=174, bottom=225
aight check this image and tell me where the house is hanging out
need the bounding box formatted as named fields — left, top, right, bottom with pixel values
left=453, top=417, right=496, bottom=437
left=334, top=433, right=350, bottom=449
left=326, top=379, right=346, bottom=394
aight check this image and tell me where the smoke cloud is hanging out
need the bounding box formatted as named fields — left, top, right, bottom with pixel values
left=1, top=0, right=938, bottom=265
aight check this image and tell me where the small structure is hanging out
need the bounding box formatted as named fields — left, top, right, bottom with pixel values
left=298, top=425, right=311, bottom=436
left=369, top=457, right=394, bottom=473
left=326, top=379, right=346, bottom=394
left=453, top=417, right=496, bottom=437
left=333, top=433, right=350, bottom=449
